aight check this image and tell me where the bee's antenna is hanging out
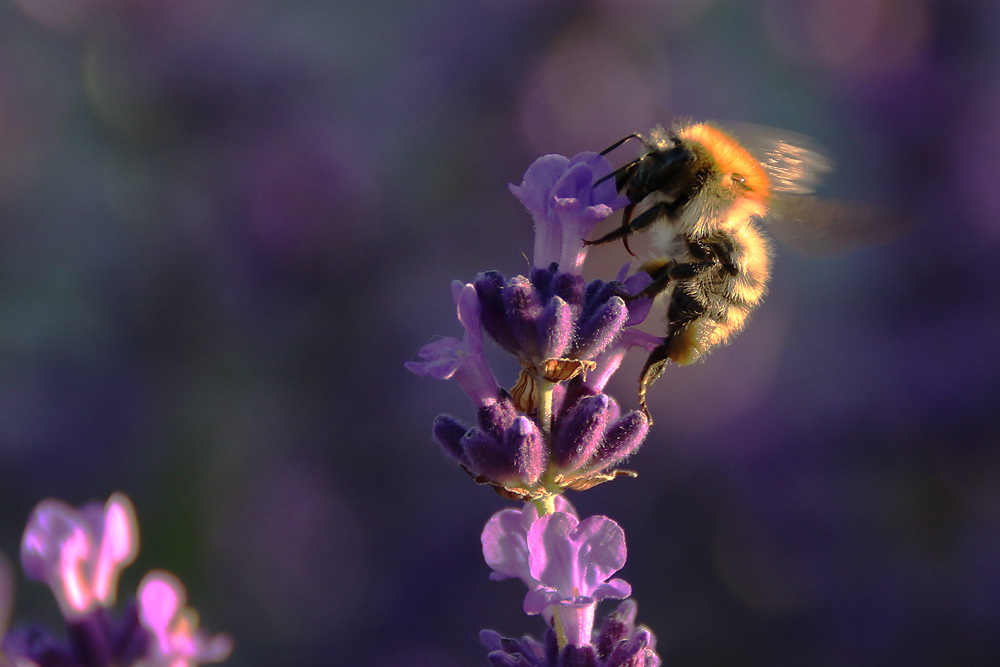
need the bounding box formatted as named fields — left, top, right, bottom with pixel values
left=600, top=133, right=645, bottom=156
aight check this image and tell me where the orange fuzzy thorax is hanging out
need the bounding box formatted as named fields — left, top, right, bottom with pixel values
left=676, top=123, right=771, bottom=201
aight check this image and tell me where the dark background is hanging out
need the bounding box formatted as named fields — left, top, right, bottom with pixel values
left=0, top=0, right=998, bottom=665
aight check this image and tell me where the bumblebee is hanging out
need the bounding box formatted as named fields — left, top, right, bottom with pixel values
left=587, top=121, right=832, bottom=415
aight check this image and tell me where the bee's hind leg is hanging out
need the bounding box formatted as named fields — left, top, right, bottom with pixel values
left=631, top=256, right=716, bottom=302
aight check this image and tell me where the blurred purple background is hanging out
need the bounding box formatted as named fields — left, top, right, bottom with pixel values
left=0, top=0, right=998, bottom=665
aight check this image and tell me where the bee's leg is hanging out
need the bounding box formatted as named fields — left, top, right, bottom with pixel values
left=638, top=343, right=671, bottom=422
left=584, top=203, right=637, bottom=246
left=584, top=200, right=677, bottom=247
left=630, top=257, right=716, bottom=301
left=637, top=287, right=708, bottom=419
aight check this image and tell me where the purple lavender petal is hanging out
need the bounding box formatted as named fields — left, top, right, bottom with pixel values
left=408, top=282, right=501, bottom=408
left=506, top=417, right=546, bottom=486
left=551, top=394, right=612, bottom=470
left=503, top=276, right=544, bottom=358
left=509, top=154, right=572, bottom=271
left=482, top=507, right=536, bottom=585
left=20, top=499, right=82, bottom=584
left=431, top=414, right=472, bottom=464
left=572, top=297, right=628, bottom=360
left=455, top=282, right=502, bottom=406
left=590, top=412, right=650, bottom=471
left=509, top=154, right=571, bottom=219
left=621, top=271, right=654, bottom=326
left=551, top=154, right=620, bottom=274
left=554, top=202, right=613, bottom=276
left=527, top=513, right=628, bottom=601
left=404, top=337, right=466, bottom=380
left=591, top=577, right=632, bottom=603
left=511, top=152, right=619, bottom=274
left=482, top=500, right=578, bottom=587
left=476, top=271, right=520, bottom=354
left=537, top=296, right=573, bottom=360
left=568, top=151, right=625, bottom=210
left=583, top=329, right=663, bottom=394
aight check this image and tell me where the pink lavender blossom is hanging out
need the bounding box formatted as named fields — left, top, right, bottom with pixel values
left=1, top=494, right=230, bottom=667
left=482, top=502, right=631, bottom=648
left=20, top=493, right=139, bottom=620
left=138, top=572, right=234, bottom=667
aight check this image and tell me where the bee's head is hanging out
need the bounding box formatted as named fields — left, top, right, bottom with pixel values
left=676, top=122, right=771, bottom=202
left=625, top=141, right=695, bottom=203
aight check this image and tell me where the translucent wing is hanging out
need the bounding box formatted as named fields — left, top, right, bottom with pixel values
left=723, top=122, right=834, bottom=194
left=767, top=195, right=909, bottom=255
left=720, top=122, right=907, bottom=253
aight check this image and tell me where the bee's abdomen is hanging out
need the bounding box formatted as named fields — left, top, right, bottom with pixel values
left=665, top=223, right=771, bottom=364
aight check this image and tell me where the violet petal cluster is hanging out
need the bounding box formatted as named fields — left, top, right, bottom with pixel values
left=433, top=386, right=648, bottom=499
left=474, top=263, right=651, bottom=376
left=1, top=494, right=231, bottom=667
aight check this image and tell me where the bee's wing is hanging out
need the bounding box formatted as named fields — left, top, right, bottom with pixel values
left=766, top=195, right=909, bottom=255
left=724, top=122, right=834, bottom=194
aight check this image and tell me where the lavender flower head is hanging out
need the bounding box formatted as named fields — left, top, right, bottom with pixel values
left=408, top=152, right=657, bottom=501
left=1, top=493, right=231, bottom=667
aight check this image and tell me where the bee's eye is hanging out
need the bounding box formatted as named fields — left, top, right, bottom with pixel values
left=732, top=173, right=746, bottom=186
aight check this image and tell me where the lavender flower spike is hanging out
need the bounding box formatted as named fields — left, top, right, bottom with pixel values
left=510, top=152, right=624, bottom=276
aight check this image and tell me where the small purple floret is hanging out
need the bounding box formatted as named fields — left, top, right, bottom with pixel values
left=406, top=281, right=501, bottom=408
left=509, top=152, right=625, bottom=275
left=549, top=392, right=648, bottom=483
left=474, top=266, right=643, bottom=371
